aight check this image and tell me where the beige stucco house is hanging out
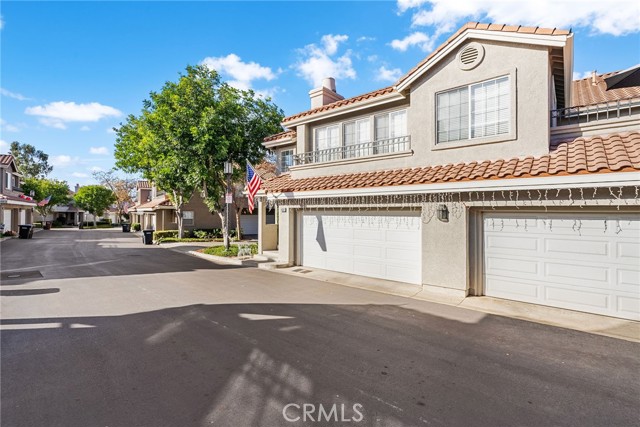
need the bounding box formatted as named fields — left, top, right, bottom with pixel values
left=257, top=22, right=640, bottom=321
left=0, top=154, right=36, bottom=233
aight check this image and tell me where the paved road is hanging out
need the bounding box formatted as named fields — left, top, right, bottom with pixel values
left=1, top=229, right=639, bottom=427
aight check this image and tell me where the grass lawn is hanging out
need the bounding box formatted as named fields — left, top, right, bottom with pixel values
left=202, top=243, right=258, bottom=257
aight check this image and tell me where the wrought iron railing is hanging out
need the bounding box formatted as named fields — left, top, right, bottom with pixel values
left=550, top=98, right=640, bottom=127
left=294, top=135, right=411, bottom=166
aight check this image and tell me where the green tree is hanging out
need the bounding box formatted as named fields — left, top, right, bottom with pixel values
left=10, top=141, right=53, bottom=178
left=74, top=185, right=116, bottom=227
left=114, top=65, right=283, bottom=241
left=21, top=178, right=71, bottom=222
left=93, top=169, right=137, bottom=223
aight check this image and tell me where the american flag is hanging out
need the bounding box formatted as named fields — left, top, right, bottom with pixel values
left=37, top=195, right=52, bottom=206
left=246, top=163, right=261, bottom=213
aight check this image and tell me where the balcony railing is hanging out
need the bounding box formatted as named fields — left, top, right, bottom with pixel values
left=294, top=135, right=411, bottom=166
left=551, top=98, right=640, bottom=127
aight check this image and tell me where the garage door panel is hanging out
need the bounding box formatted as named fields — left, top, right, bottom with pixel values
left=487, top=256, right=539, bottom=276
left=544, top=262, right=609, bottom=284
left=302, top=212, right=421, bottom=285
left=485, top=212, right=640, bottom=320
left=545, top=286, right=609, bottom=310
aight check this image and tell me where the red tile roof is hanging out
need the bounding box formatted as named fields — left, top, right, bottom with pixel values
left=282, top=86, right=396, bottom=123
left=572, top=70, right=640, bottom=107
left=263, top=130, right=296, bottom=142
left=263, top=132, right=639, bottom=194
left=135, top=195, right=172, bottom=210
left=0, top=154, right=14, bottom=166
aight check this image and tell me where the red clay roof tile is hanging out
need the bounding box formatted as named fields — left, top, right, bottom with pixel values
left=262, top=132, right=639, bottom=194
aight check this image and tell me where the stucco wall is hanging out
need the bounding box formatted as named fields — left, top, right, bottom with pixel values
left=421, top=207, right=469, bottom=293
left=282, top=39, right=550, bottom=180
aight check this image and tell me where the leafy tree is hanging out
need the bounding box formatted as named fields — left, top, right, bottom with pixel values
left=114, top=65, right=283, bottom=242
left=21, top=178, right=71, bottom=222
left=74, top=185, right=116, bottom=227
left=10, top=141, right=53, bottom=178
left=93, top=169, right=137, bottom=223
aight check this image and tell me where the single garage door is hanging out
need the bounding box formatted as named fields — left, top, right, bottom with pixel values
left=484, top=212, right=640, bottom=320
left=301, top=211, right=421, bottom=284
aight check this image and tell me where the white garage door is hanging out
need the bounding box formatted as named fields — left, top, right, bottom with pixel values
left=3, top=209, right=12, bottom=232
left=19, top=209, right=26, bottom=225
left=484, top=212, right=640, bottom=320
left=301, top=212, right=422, bottom=284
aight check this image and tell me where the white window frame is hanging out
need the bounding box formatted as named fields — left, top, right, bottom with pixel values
left=436, top=75, right=511, bottom=145
left=182, top=210, right=194, bottom=226
left=5, top=172, right=11, bottom=190
left=279, top=149, right=294, bottom=171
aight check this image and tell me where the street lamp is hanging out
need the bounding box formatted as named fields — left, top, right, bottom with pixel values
left=224, top=161, right=233, bottom=250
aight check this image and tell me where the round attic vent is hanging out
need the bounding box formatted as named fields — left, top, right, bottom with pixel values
left=457, top=42, right=484, bottom=70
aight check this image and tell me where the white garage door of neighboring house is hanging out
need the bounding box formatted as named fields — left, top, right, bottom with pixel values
left=19, top=209, right=26, bottom=225
left=3, top=210, right=12, bottom=232
left=484, top=212, right=640, bottom=320
left=240, top=215, right=259, bottom=235
left=301, top=212, right=422, bottom=284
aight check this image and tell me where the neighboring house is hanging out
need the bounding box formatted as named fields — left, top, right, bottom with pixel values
left=257, top=22, right=640, bottom=321
left=128, top=180, right=259, bottom=233
left=0, top=154, right=36, bottom=232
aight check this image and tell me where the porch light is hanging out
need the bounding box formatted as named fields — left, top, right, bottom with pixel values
left=437, top=204, right=449, bottom=222
left=224, top=161, right=233, bottom=175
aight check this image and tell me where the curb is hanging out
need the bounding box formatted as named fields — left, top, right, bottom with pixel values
left=187, top=250, right=254, bottom=266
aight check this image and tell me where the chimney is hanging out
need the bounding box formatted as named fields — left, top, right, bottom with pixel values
left=75, top=183, right=80, bottom=193
left=309, top=77, right=344, bottom=109
left=591, top=70, right=597, bottom=86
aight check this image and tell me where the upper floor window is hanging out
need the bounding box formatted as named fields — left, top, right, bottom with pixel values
left=315, top=125, right=339, bottom=150
left=437, top=76, right=510, bottom=144
left=279, top=149, right=294, bottom=172
left=5, top=172, right=11, bottom=190
left=375, top=110, right=407, bottom=141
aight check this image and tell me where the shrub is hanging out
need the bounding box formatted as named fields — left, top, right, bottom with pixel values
left=192, top=229, right=210, bottom=239
left=2, top=230, right=17, bottom=237
left=132, top=223, right=141, bottom=231
left=153, top=230, right=179, bottom=240
left=202, top=244, right=258, bottom=257
left=33, top=222, right=43, bottom=228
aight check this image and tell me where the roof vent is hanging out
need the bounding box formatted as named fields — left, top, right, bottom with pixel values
left=457, top=42, right=484, bottom=71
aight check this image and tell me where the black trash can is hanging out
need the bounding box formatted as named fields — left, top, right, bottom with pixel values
left=18, top=224, right=33, bottom=239
left=122, top=223, right=131, bottom=232
left=142, top=229, right=154, bottom=245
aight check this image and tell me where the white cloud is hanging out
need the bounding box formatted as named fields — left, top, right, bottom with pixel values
left=573, top=70, right=595, bottom=80
left=295, top=34, right=356, bottom=87
left=367, top=55, right=379, bottom=63
left=401, top=0, right=640, bottom=36
left=390, top=31, right=437, bottom=52
left=80, top=125, right=91, bottom=131
left=0, top=119, right=20, bottom=133
left=376, top=66, right=403, bottom=82
left=89, top=146, right=109, bottom=155
left=25, top=101, right=122, bottom=129
left=90, top=166, right=104, bottom=172
left=201, top=54, right=276, bottom=91
left=357, top=36, right=376, bottom=43
left=106, top=127, right=116, bottom=134
left=50, top=155, right=80, bottom=168
left=0, top=16, right=4, bottom=30
left=72, top=172, right=89, bottom=178
left=1, top=87, right=30, bottom=101
left=0, top=139, right=8, bottom=153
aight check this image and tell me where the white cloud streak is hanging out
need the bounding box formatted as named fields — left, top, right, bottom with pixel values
left=295, top=34, right=356, bottom=87
left=0, top=139, right=8, bottom=152
left=1, top=87, right=30, bottom=101
left=89, top=146, right=109, bottom=155
left=400, top=0, right=640, bottom=36
left=376, top=66, right=403, bottom=82
left=50, top=155, right=80, bottom=168
left=390, top=31, right=437, bottom=52
left=25, top=101, right=122, bottom=129
left=201, top=53, right=276, bottom=91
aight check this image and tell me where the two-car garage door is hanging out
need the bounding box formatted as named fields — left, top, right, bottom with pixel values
left=484, top=213, right=640, bottom=320
left=301, top=212, right=421, bottom=284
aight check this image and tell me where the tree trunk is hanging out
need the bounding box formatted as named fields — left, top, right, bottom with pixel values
left=93, top=213, right=97, bottom=228
left=173, top=191, right=184, bottom=239
left=235, top=207, right=242, bottom=241
left=219, top=211, right=229, bottom=249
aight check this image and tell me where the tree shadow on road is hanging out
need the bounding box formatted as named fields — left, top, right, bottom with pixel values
left=1, top=302, right=638, bottom=427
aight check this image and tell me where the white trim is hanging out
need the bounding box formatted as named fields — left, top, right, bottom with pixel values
left=396, top=30, right=571, bottom=92
left=265, top=171, right=640, bottom=200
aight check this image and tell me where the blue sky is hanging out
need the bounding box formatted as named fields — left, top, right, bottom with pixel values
left=1, top=1, right=639, bottom=186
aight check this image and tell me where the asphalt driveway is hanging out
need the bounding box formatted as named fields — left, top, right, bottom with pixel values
left=1, top=228, right=639, bottom=427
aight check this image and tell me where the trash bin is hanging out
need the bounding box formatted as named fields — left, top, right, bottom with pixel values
left=18, top=224, right=33, bottom=239
left=122, top=223, right=131, bottom=232
left=44, top=221, right=52, bottom=230
left=142, top=229, right=154, bottom=245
